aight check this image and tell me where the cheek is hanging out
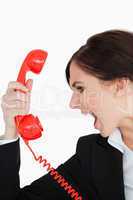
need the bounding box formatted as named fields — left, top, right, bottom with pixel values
left=96, top=92, right=116, bottom=117
left=98, top=94, right=121, bottom=124
left=90, top=92, right=104, bottom=114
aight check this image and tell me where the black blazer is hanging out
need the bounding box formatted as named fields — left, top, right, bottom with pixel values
left=0, top=133, right=125, bottom=200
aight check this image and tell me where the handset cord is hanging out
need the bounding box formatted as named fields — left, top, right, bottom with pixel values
left=23, top=139, right=83, bottom=200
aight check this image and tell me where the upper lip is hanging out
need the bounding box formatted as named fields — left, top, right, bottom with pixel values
left=90, top=112, right=97, bottom=120
left=90, top=112, right=96, bottom=117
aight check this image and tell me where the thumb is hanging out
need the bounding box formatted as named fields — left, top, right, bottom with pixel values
left=25, top=79, right=33, bottom=91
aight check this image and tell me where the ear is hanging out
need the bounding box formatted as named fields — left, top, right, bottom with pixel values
left=114, top=78, right=129, bottom=97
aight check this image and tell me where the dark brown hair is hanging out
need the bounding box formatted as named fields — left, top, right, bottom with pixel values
left=65, top=29, right=133, bottom=84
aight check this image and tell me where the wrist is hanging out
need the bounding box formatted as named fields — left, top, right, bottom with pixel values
left=4, top=125, right=18, bottom=139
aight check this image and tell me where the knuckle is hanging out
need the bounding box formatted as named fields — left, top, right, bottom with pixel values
left=16, top=81, right=28, bottom=91
left=26, top=93, right=30, bottom=101
left=8, top=81, right=28, bottom=92
left=8, top=81, right=16, bottom=88
left=16, top=81, right=25, bottom=88
left=16, top=91, right=28, bottom=102
left=16, top=91, right=21, bottom=99
left=1, top=101, right=9, bottom=108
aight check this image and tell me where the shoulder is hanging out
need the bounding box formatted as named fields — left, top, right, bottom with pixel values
left=76, top=133, right=108, bottom=155
left=78, top=133, right=100, bottom=143
left=77, top=133, right=101, bottom=148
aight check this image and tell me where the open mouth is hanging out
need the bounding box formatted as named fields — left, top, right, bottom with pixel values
left=91, top=112, right=102, bottom=130
left=94, top=117, right=102, bottom=129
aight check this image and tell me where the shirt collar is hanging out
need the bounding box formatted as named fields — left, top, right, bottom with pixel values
left=108, top=128, right=125, bottom=154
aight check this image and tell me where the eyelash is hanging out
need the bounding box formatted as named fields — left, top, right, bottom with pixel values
left=76, top=86, right=84, bottom=93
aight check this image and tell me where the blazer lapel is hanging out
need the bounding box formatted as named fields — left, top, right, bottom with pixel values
left=91, top=135, right=125, bottom=200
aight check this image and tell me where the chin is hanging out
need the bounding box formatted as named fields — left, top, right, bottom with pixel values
left=99, top=126, right=115, bottom=138
left=99, top=131, right=108, bottom=138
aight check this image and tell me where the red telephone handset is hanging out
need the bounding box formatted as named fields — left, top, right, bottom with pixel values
left=14, top=50, right=82, bottom=200
left=14, top=50, right=48, bottom=141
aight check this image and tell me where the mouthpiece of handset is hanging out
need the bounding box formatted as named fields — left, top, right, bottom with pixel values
left=14, top=114, right=43, bottom=141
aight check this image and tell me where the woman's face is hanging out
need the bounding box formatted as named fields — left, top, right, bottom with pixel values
left=69, top=61, right=131, bottom=137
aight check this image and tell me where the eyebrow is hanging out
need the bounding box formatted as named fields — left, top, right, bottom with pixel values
left=71, top=81, right=83, bottom=88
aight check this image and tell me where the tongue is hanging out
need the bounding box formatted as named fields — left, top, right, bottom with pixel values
left=94, top=118, right=101, bottom=129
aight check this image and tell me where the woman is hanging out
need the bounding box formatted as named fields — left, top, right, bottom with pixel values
left=0, top=29, right=132, bottom=200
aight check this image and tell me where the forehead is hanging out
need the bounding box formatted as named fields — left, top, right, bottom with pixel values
left=69, top=61, right=100, bottom=88
left=69, top=61, right=88, bottom=84
left=69, top=61, right=86, bottom=76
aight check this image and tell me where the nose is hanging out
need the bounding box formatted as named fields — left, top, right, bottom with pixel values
left=69, top=93, right=80, bottom=109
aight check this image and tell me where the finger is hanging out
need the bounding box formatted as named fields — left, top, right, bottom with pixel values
left=16, top=91, right=30, bottom=102
left=3, top=91, right=30, bottom=102
left=25, top=79, right=33, bottom=91
left=1, top=99, right=27, bottom=109
left=1, top=100, right=30, bottom=115
left=7, top=81, right=29, bottom=93
left=4, top=107, right=29, bottom=116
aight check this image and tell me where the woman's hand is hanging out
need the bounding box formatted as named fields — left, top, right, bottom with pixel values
left=1, top=79, right=33, bottom=139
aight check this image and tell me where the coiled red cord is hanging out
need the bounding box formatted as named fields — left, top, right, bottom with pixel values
left=24, top=140, right=83, bottom=200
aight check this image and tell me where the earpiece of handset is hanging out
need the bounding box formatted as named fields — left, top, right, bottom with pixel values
left=14, top=49, right=48, bottom=141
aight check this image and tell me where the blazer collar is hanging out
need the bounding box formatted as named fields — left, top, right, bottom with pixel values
left=91, top=134, right=125, bottom=200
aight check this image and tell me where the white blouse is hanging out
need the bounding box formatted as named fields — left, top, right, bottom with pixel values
left=108, top=128, right=133, bottom=200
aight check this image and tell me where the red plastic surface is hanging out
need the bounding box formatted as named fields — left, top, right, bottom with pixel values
left=17, top=49, right=48, bottom=85
left=15, top=50, right=47, bottom=141
left=14, top=114, right=43, bottom=140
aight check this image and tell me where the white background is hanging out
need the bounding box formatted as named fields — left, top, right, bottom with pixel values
left=0, top=0, right=132, bottom=187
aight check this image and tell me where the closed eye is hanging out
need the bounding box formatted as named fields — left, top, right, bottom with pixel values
left=76, top=86, right=84, bottom=93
